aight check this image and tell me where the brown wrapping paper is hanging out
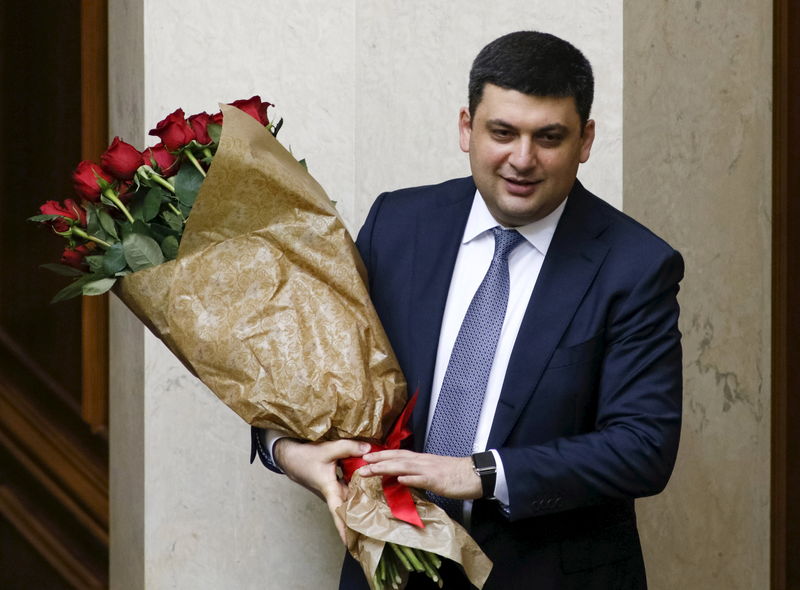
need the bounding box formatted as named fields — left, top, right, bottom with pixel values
left=116, top=104, right=406, bottom=442
left=340, top=474, right=493, bottom=589
left=115, top=104, right=493, bottom=587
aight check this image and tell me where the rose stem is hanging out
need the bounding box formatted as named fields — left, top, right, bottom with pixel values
left=71, top=227, right=112, bottom=249
left=184, top=150, right=207, bottom=178
left=101, top=188, right=135, bottom=223
left=166, top=202, right=185, bottom=220
left=151, top=173, right=175, bottom=193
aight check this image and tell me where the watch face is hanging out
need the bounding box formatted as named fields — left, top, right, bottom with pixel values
left=472, top=451, right=496, bottom=473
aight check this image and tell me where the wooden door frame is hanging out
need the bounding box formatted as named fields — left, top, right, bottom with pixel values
left=80, top=0, right=109, bottom=435
left=772, top=1, right=799, bottom=588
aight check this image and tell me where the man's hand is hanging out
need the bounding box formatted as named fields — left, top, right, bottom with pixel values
left=358, top=450, right=482, bottom=500
left=274, top=438, right=370, bottom=544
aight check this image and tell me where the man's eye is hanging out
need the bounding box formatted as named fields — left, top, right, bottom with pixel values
left=539, top=134, right=562, bottom=145
left=491, top=129, right=512, bottom=139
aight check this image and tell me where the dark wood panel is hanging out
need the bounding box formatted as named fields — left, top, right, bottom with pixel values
left=0, top=512, right=74, bottom=590
left=0, top=1, right=110, bottom=586
left=0, top=487, right=104, bottom=590
left=0, top=378, right=108, bottom=533
left=772, top=1, right=800, bottom=588
left=0, top=0, right=84, bottom=408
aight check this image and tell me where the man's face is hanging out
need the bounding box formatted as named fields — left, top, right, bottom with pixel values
left=459, top=83, right=595, bottom=227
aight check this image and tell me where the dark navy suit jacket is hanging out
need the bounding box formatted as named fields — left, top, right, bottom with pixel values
left=254, top=176, right=683, bottom=589
left=350, top=176, right=682, bottom=589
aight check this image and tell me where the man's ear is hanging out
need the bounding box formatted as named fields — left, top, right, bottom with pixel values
left=579, top=119, right=596, bottom=164
left=458, top=107, right=472, bottom=153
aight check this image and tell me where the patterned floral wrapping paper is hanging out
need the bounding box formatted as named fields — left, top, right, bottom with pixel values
left=116, top=104, right=407, bottom=442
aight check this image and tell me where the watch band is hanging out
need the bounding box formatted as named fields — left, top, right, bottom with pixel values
left=472, top=451, right=497, bottom=499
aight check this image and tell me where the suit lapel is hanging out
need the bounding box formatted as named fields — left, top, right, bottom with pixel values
left=487, top=183, right=611, bottom=449
left=408, top=179, right=474, bottom=449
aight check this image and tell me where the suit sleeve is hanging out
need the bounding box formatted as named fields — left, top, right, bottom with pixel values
left=498, top=248, right=684, bottom=521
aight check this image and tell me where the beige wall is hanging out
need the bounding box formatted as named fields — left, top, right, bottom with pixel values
left=623, top=1, right=772, bottom=588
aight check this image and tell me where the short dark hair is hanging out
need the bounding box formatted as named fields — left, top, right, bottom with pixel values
left=468, top=31, right=594, bottom=128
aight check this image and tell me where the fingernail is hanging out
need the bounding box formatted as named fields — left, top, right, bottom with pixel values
left=359, top=443, right=371, bottom=453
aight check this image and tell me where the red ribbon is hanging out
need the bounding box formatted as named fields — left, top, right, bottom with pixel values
left=340, top=390, right=424, bottom=528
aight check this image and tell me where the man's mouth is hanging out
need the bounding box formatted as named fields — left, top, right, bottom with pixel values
left=502, top=176, right=542, bottom=196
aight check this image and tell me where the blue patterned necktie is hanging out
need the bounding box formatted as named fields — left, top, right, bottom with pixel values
left=424, top=227, right=526, bottom=519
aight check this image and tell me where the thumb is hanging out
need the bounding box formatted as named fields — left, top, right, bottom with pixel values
left=324, top=439, right=372, bottom=461
left=321, top=481, right=349, bottom=545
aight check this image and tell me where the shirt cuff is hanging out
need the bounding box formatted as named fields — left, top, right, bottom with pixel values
left=489, top=448, right=509, bottom=505
left=265, top=429, right=288, bottom=472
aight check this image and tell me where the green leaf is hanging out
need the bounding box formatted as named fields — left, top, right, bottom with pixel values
left=94, top=227, right=109, bottom=243
left=298, top=158, right=307, bottom=170
left=270, top=117, right=283, bottom=137
left=207, top=123, right=221, bottom=145
left=161, top=210, right=183, bottom=232
left=86, top=255, right=105, bottom=273
left=102, top=242, right=127, bottom=275
left=174, top=164, right=204, bottom=207
left=147, top=222, right=179, bottom=243
left=131, top=219, right=152, bottom=236
left=122, top=232, right=164, bottom=271
left=118, top=220, right=134, bottom=239
left=51, top=273, right=101, bottom=303
left=143, top=187, right=165, bottom=221
left=82, top=277, right=117, bottom=296
left=40, top=263, right=85, bottom=277
left=28, top=214, right=62, bottom=223
left=97, top=208, right=120, bottom=240
left=160, top=235, right=179, bottom=260
left=86, top=203, right=101, bottom=234
left=100, top=193, right=117, bottom=210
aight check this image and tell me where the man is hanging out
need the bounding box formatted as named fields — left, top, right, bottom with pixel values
left=253, top=31, right=683, bottom=589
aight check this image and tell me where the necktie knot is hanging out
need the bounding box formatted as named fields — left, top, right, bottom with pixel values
left=492, top=227, right=526, bottom=261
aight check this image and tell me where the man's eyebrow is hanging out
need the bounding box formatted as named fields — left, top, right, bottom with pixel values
left=533, top=123, right=569, bottom=135
left=485, top=119, right=570, bottom=134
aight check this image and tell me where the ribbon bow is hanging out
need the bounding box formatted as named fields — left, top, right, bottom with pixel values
left=340, top=391, right=424, bottom=528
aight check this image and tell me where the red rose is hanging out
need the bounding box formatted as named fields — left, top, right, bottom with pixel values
left=210, top=111, right=223, bottom=125
left=148, top=108, right=195, bottom=151
left=61, top=244, right=92, bottom=270
left=118, top=181, right=136, bottom=203
left=143, top=143, right=179, bottom=175
left=188, top=112, right=214, bottom=144
left=73, top=160, right=112, bottom=202
left=228, top=96, right=272, bottom=126
left=100, top=136, right=142, bottom=180
left=40, top=199, right=87, bottom=233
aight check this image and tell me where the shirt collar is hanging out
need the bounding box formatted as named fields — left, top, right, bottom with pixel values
left=462, top=190, right=567, bottom=256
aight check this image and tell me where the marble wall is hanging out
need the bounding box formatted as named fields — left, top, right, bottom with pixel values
left=623, top=1, right=772, bottom=588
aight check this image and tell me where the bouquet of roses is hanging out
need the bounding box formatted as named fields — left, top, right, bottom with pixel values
left=29, top=97, right=277, bottom=301
left=30, top=98, right=491, bottom=590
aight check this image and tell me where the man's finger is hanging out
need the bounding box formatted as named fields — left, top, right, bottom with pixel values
left=362, top=449, right=413, bottom=462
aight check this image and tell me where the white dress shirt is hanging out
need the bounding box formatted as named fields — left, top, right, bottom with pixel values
left=429, top=191, right=565, bottom=515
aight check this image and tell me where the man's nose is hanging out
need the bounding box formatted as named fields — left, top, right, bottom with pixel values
left=508, top=139, right=536, bottom=172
